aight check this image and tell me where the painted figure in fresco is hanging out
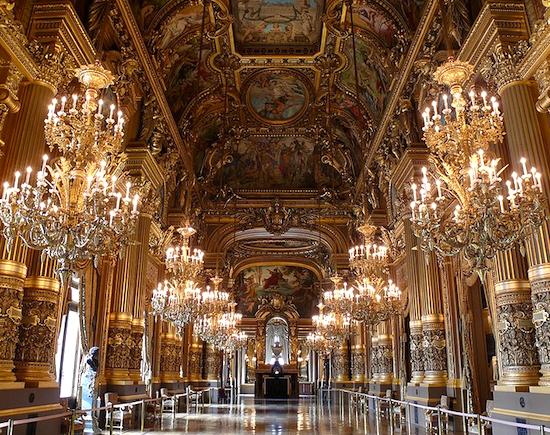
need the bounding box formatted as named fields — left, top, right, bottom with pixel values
left=233, top=0, right=322, bottom=46
left=235, top=266, right=318, bottom=318
left=263, top=267, right=284, bottom=289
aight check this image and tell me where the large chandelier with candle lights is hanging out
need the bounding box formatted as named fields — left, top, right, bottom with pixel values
left=0, top=62, right=140, bottom=282
left=151, top=226, right=207, bottom=329
left=312, top=301, right=351, bottom=345
left=348, top=221, right=403, bottom=323
left=410, top=58, right=546, bottom=278
left=305, top=331, right=334, bottom=356
left=194, top=302, right=245, bottom=351
left=165, top=226, right=204, bottom=282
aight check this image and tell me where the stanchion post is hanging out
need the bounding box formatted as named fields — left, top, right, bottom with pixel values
left=141, top=399, right=146, bottom=431
left=108, top=403, right=114, bottom=435
left=477, top=415, right=483, bottom=435
left=437, top=405, right=443, bottom=434
left=540, top=425, right=546, bottom=435
left=407, top=403, right=412, bottom=435
left=69, top=410, right=75, bottom=435
left=389, top=399, right=395, bottom=435
left=173, top=396, right=178, bottom=417
left=6, top=419, right=14, bottom=435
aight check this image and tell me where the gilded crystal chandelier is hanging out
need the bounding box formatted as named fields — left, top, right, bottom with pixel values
left=165, top=226, right=204, bottom=282
left=194, top=302, right=245, bottom=351
left=322, top=275, right=354, bottom=317
left=151, top=278, right=202, bottom=332
left=410, top=58, right=546, bottom=277
left=348, top=221, right=403, bottom=323
left=306, top=331, right=334, bottom=355
left=312, top=302, right=351, bottom=345
left=0, top=62, right=139, bottom=281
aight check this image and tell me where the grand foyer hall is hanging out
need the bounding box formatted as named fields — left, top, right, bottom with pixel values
left=1, top=0, right=550, bottom=434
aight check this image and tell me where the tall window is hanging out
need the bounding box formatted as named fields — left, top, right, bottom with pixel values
left=55, top=278, right=81, bottom=398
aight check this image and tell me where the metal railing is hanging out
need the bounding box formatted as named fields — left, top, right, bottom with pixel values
left=325, top=388, right=550, bottom=435
left=0, top=386, right=217, bottom=435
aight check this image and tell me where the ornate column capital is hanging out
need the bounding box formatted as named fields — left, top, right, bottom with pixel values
left=480, top=43, right=530, bottom=92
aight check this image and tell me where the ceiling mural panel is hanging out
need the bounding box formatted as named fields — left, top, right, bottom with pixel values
left=219, top=135, right=342, bottom=190
left=163, top=37, right=218, bottom=121
left=340, top=35, right=390, bottom=118
left=231, top=0, right=325, bottom=56
left=234, top=265, right=318, bottom=317
left=243, top=68, right=310, bottom=125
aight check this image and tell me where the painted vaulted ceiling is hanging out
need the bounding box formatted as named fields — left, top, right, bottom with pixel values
left=115, top=0, right=422, bottom=195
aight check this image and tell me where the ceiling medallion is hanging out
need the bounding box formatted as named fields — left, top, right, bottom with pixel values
left=243, top=68, right=311, bottom=126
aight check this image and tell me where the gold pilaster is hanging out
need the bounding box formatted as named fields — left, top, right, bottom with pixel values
left=160, top=324, right=180, bottom=384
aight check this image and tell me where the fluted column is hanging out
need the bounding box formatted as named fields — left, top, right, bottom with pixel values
left=420, top=254, right=447, bottom=386
left=332, top=340, right=349, bottom=382
left=404, top=220, right=424, bottom=384
left=13, top=253, right=59, bottom=385
left=0, top=79, right=54, bottom=180
left=0, top=239, right=26, bottom=384
left=128, top=212, right=154, bottom=383
left=498, top=76, right=550, bottom=386
left=104, top=249, right=134, bottom=385
left=0, top=73, right=53, bottom=386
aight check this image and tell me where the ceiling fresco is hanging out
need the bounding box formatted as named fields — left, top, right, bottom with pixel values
left=230, top=0, right=325, bottom=56
left=244, top=69, right=310, bottom=125
left=219, top=135, right=342, bottom=190
left=234, top=265, right=319, bottom=317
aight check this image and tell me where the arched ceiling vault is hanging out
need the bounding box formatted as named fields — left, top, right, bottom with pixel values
left=84, top=0, right=426, bottom=275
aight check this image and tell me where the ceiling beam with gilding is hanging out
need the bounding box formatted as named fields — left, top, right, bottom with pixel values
left=354, top=0, right=439, bottom=199
left=113, top=0, right=196, bottom=181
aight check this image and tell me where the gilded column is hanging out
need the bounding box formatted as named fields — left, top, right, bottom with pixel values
left=104, top=251, right=134, bottom=386
left=14, top=253, right=59, bottom=385
left=491, top=55, right=550, bottom=386
left=205, top=343, right=221, bottom=382
left=0, top=57, right=54, bottom=386
left=332, top=340, right=349, bottom=382
left=420, top=254, right=447, bottom=386
left=494, top=250, right=540, bottom=387
left=0, top=75, right=55, bottom=180
left=0, top=239, right=26, bottom=384
left=351, top=323, right=366, bottom=383
left=404, top=219, right=424, bottom=384
left=374, top=321, right=394, bottom=386
left=128, top=212, right=154, bottom=383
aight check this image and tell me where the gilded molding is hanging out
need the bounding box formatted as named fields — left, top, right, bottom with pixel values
left=0, top=5, right=39, bottom=80
left=357, top=0, right=439, bottom=193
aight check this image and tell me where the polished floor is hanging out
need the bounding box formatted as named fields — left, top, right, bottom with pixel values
left=107, top=396, right=409, bottom=434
